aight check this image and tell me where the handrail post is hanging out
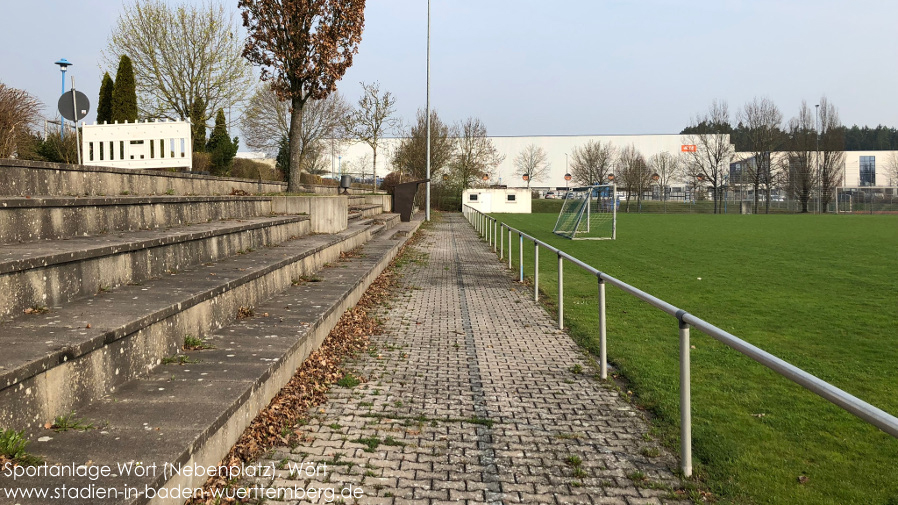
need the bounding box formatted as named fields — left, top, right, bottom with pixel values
left=490, top=218, right=494, bottom=248
left=679, top=318, right=693, bottom=478
left=533, top=241, right=539, bottom=301
left=493, top=219, right=497, bottom=253
left=519, top=232, right=524, bottom=282
left=598, top=277, right=607, bottom=379
left=557, top=253, right=563, bottom=330
left=508, top=229, right=512, bottom=269
left=500, top=224, right=504, bottom=259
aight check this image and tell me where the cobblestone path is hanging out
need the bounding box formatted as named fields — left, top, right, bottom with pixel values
left=250, top=214, right=688, bottom=504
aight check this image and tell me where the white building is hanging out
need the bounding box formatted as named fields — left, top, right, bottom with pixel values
left=334, top=135, right=897, bottom=192
left=462, top=188, right=532, bottom=213
left=82, top=119, right=192, bottom=170
left=333, top=134, right=694, bottom=189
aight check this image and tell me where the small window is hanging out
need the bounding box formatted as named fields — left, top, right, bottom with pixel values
left=469, top=194, right=478, bottom=201
left=507, top=194, right=516, bottom=202
left=860, top=156, right=876, bottom=186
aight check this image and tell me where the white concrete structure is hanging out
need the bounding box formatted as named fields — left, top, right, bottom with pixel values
left=732, top=150, right=898, bottom=189
left=332, top=135, right=897, bottom=191
left=462, top=188, right=532, bottom=213
left=333, top=135, right=705, bottom=189
left=82, top=120, right=192, bottom=170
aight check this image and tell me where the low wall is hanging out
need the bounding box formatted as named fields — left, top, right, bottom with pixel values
left=0, top=159, right=286, bottom=197
left=305, top=184, right=388, bottom=197
left=362, top=194, right=392, bottom=212
left=270, top=195, right=348, bottom=233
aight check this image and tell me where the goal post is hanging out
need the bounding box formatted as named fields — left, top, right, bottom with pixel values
left=553, top=184, right=617, bottom=240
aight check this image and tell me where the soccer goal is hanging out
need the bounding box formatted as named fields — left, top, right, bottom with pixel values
left=553, top=184, right=617, bottom=240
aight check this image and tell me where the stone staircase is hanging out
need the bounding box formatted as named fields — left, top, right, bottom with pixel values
left=0, top=160, right=419, bottom=504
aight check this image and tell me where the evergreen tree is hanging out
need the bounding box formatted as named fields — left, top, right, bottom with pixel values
left=206, top=109, right=238, bottom=176
left=96, top=72, right=114, bottom=124
left=189, top=97, right=207, bottom=152
left=275, top=135, right=290, bottom=185
left=112, top=55, right=138, bottom=123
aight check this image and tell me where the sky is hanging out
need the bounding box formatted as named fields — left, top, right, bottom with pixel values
left=2, top=0, right=898, bottom=137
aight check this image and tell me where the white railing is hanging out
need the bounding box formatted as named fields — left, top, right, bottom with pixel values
left=462, top=205, right=898, bottom=478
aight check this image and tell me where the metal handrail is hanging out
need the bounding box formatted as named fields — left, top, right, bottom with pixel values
left=461, top=205, right=898, bottom=478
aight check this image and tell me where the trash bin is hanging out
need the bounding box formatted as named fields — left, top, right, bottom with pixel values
left=340, top=175, right=352, bottom=194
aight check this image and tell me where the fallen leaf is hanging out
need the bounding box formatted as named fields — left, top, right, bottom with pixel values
left=798, top=475, right=809, bottom=484
left=86, top=323, right=91, bottom=329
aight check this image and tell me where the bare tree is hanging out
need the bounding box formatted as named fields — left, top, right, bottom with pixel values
left=887, top=152, right=898, bottom=186
left=345, top=81, right=399, bottom=189
left=241, top=82, right=350, bottom=172
left=392, top=109, right=455, bottom=181
left=514, top=144, right=550, bottom=189
left=105, top=0, right=253, bottom=123
left=647, top=151, right=681, bottom=203
left=240, top=0, right=365, bottom=192
left=818, top=96, right=845, bottom=211
left=618, top=145, right=652, bottom=212
left=0, top=83, right=43, bottom=159
left=570, top=140, right=615, bottom=185
left=738, top=97, right=784, bottom=213
left=449, top=117, right=504, bottom=190
left=240, top=83, right=290, bottom=156
left=785, top=102, right=816, bottom=213
left=683, top=100, right=735, bottom=214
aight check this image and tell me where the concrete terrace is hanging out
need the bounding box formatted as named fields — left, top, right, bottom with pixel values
left=248, top=213, right=689, bottom=505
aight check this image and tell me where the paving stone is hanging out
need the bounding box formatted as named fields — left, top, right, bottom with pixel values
left=247, top=214, right=688, bottom=504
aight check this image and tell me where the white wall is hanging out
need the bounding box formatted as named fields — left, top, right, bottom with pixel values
left=840, top=151, right=897, bottom=187
left=82, top=120, right=192, bottom=170
left=331, top=135, right=897, bottom=190
left=462, top=188, right=531, bottom=213
left=333, top=134, right=706, bottom=188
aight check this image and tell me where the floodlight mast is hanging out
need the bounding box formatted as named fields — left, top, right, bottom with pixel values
left=424, top=0, right=431, bottom=221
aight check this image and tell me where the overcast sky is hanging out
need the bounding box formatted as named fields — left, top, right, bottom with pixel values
left=3, top=0, right=897, bottom=136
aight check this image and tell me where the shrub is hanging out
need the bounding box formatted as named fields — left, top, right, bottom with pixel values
left=231, top=157, right=281, bottom=181
left=381, top=171, right=400, bottom=195
left=192, top=152, right=212, bottom=173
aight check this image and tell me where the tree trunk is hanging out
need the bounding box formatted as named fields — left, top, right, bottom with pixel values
left=753, top=180, right=760, bottom=214
left=372, top=147, right=377, bottom=191
left=287, top=96, right=305, bottom=193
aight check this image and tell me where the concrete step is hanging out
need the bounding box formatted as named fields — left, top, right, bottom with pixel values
left=0, top=215, right=310, bottom=320
left=349, top=203, right=384, bottom=220
left=2, top=219, right=422, bottom=504
left=0, top=219, right=390, bottom=434
left=0, top=195, right=274, bottom=244
left=0, top=159, right=285, bottom=197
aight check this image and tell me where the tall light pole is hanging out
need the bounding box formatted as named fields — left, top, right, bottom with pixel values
left=815, top=104, right=820, bottom=213
left=55, top=58, right=71, bottom=138
left=424, top=0, right=431, bottom=221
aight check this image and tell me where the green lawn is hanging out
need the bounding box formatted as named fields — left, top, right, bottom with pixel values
left=489, top=212, right=898, bottom=505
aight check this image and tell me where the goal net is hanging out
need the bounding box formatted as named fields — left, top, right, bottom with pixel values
left=553, top=184, right=617, bottom=240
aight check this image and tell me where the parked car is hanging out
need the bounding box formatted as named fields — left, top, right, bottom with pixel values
left=545, top=191, right=556, bottom=199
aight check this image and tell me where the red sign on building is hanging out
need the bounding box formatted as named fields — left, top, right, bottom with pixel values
left=681, top=145, right=697, bottom=152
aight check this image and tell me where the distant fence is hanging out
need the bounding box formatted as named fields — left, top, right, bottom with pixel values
left=462, top=204, right=898, bottom=479
left=532, top=190, right=898, bottom=214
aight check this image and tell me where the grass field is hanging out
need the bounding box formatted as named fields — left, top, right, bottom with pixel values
left=489, top=212, right=898, bottom=505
